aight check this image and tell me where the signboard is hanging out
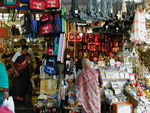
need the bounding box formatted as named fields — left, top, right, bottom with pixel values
left=0, top=27, right=9, bottom=38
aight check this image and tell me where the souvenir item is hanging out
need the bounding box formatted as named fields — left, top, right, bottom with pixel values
left=130, top=11, right=148, bottom=43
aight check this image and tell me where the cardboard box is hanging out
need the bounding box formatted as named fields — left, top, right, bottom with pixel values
left=40, top=79, right=57, bottom=95
left=113, top=101, right=133, bottom=113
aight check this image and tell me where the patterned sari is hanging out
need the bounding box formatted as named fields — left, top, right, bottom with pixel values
left=76, top=68, right=101, bottom=113
left=13, top=54, right=30, bottom=101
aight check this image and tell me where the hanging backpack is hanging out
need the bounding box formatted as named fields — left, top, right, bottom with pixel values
left=46, top=47, right=54, bottom=56
left=53, top=14, right=61, bottom=33
left=40, top=13, right=54, bottom=35
left=0, top=0, right=3, bottom=6
left=21, top=13, right=32, bottom=35
left=3, top=0, right=20, bottom=8
left=44, top=56, right=56, bottom=75
left=30, top=0, right=45, bottom=11
left=45, top=0, right=59, bottom=9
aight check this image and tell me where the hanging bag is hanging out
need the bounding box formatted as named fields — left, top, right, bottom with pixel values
left=21, top=13, right=32, bottom=35
left=53, top=14, right=61, bottom=33
left=40, top=13, right=54, bottom=35
left=3, top=0, right=20, bottom=8
left=30, top=0, right=45, bottom=11
left=45, top=0, right=59, bottom=9
left=3, top=0, right=19, bottom=8
left=4, top=0, right=16, bottom=5
left=0, top=0, right=2, bottom=6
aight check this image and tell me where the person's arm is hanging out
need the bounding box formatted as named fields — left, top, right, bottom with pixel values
left=11, top=61, right=19, bottom=77
left=11, top=52, right=19, bottom=77
left=95, top=69, right=103, bottom=88
left=99, top=74, right=103, bottom=88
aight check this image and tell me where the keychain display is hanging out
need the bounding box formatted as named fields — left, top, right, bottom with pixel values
left=68, top=30, right=123, bottom=60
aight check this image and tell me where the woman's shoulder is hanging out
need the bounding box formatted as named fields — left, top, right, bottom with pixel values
left=0, top=62, right=5, bottom=68
left=0, top=62, right=3, bottom=66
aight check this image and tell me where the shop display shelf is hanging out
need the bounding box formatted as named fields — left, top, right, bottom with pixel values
left=103, top=78, right=130, bottom=81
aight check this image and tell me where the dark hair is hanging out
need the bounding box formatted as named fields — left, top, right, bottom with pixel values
left=20, top=39, right=26, bottom=43
left=22, top=45, right=28, bottom=50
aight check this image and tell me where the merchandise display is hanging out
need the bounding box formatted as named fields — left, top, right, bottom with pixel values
left=124, top=78, right=150, bottom=113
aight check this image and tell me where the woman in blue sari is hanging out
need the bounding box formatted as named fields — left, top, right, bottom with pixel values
left=0, top=62, right=9, bottom=105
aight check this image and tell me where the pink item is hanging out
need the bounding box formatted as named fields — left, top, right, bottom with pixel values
left=76, top=68, right=101, bottom=113
left=0, top=106, right=13, bottom=113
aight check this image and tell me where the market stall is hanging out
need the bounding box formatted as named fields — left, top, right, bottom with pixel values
left=0, top=0, right=150, bottom=113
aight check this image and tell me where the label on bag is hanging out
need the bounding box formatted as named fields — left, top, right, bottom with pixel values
left=30, top=0, right=45, bottom=10
left=45, top=0, right=59, bottom=8
left=40, top=24, right=52, bottom=35
left=41, top=14, right=53, bottom=23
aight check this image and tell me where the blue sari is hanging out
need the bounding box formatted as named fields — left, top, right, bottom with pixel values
left=0, top=62, right=9, bottom=105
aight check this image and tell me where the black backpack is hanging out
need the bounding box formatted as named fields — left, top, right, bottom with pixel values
left=21, top=13, right=32, bottom=35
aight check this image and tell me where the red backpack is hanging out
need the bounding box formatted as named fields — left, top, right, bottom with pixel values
left=40, top=13, right=54, bottom=35
left=45, top=0, right=59, bottom=9
left=30, top=0, right=45, bottom=11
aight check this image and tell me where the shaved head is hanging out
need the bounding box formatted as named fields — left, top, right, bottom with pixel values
left=82, top=58, right=91, bottom=69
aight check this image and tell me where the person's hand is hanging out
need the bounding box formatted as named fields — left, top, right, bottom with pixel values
left=74, top=99, right=79, bottom=106
left=14, top=70, right=19, bottom=77
left=3, top=92, right=9, bottom=99
left=100, top=85, right=103, bottom=88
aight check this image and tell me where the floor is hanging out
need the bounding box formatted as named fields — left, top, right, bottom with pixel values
left=14, top=92, right=34, bottom=113
left=15, top=100, right=34, bottom=113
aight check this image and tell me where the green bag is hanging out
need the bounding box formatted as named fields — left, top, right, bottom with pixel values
left=4, top=0, right=16, bottom=5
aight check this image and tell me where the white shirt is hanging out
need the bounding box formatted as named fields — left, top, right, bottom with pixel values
left=12, top=52, right=31, bottom=63
left=12, top=52, right=21, bottom=62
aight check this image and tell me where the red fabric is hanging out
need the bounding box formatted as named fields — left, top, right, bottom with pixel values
left=76, top=68, right=101, bottom=113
